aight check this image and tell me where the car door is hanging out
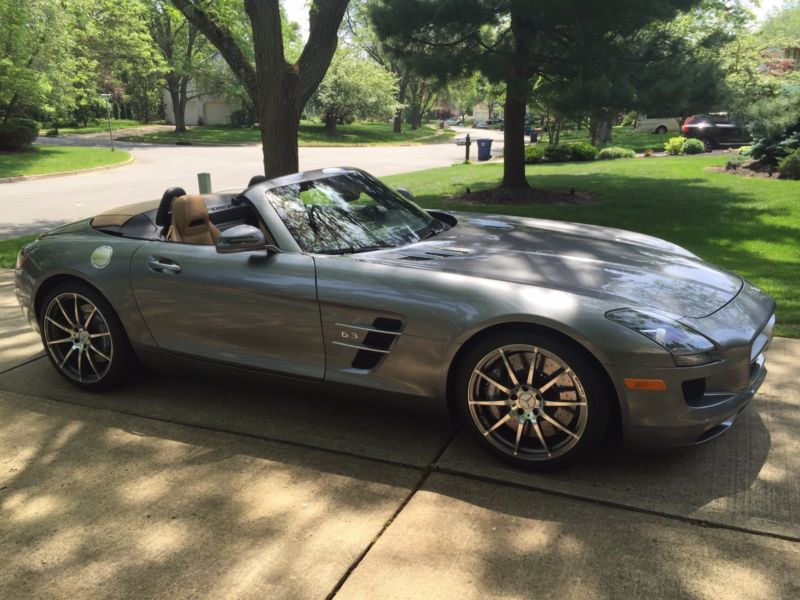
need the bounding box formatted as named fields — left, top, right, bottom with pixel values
left=130, top=241, right=325, bottom=380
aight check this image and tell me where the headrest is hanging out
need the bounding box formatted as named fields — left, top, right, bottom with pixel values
left=156, top=186, right=187, bottom=226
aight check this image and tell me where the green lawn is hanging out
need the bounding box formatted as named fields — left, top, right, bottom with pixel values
left=0, top=235, right=38, bottom=268
left=55, top=119, right=152, bottom=135
left=548, top=126, right=672, bottom=153
left=384, top=156, right=800, bottom=337
left=0, top=145, right=131, bottom=178
left=118, top=121, right=456, bottom=146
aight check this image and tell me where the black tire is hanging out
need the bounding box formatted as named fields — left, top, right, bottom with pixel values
left=655, top=125, right=668, bottom=134
left=455, top=330, right=611, bottom=470
left=39, top=281, right=134, bottom=391
left=701, top=138, right=714, bottom=152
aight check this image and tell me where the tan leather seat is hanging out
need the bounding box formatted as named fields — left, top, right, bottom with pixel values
left=168, top=195, right=220, bottom=244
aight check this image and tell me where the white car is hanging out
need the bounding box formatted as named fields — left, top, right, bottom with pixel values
left=634, top=114, right=681, bottom=134
left=447, top=118, right=462, bottom=126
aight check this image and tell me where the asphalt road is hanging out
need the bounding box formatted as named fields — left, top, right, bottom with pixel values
left=0, top=127, right=505, bottom=239
left=1, top=269, right=799, bottom=599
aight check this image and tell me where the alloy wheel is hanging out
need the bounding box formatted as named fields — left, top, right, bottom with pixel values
left=467, top=344, right=589, bottom=461
left=43, top=292, right=114, bottom=384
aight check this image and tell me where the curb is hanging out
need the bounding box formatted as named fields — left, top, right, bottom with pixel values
left=0, top=154, right=135, bottom=184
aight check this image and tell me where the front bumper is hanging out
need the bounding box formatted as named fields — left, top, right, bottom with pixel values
left=611, top=284, right=775, bottom=449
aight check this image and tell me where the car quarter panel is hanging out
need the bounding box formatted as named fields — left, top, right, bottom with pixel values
left=14, top=222, right=155, bottom=350
left=314, top=254, right=674, bottom=401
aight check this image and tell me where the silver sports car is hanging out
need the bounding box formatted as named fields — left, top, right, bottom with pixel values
left=14, top=167, right=775, bottom=469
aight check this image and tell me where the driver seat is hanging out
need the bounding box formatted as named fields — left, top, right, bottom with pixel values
left=167, top=195, right=220, bottom=244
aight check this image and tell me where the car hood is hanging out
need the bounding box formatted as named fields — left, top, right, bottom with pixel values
left=362, top=213, right=742, bottom=319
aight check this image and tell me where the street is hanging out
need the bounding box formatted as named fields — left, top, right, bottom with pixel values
left=0, top=127, right=504, bottom=239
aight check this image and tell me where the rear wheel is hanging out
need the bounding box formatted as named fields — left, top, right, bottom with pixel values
left=655, top=125, right=667, bottom=134
left=40, top=282, right=133, bottom=390
left=456, top=331, right=611, bottom=469
left=701, top=138, right=714, bottom=152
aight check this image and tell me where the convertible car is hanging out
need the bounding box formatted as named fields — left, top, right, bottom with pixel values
left=14, top=167, right=775, bottom=469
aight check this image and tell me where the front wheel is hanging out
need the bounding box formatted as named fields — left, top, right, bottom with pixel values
left=40, top=282, right=134, bottom=391
left=655, top=125, right=668, bottom=134
left=456, top=331, right=611, bottom=469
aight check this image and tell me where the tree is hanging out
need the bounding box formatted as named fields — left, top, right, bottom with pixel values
left=371, top=0, right=701, bottom=189
left=0, top=0, right=75, bottom=122
left=313, top=50, right=398, bottom=133
left=146, top=1, right=214, bottom=132
left=171, top=0, right=349, bottom=178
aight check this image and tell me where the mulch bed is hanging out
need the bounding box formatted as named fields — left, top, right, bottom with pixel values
left=706, top=159, right=781, bottom=179
left=445, top=186, right=598, bottom=205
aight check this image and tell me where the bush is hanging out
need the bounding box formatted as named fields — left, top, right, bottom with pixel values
left=738, top=145, right=752, bottom=156
left=664, top=136, right=687, bottom=155
left=544, top=144, right=573, bottom=163
left=621, top=111, right=638, bottom=127
left=568, top=141, right=599, bottom=161
left=726, top=156, right=744, bottom=170
left=778, top=150, right=800, bottom=180
left=682, top=138, right=705, bottom=155
left=596, top=146, right=636, bottom=160
left=0, top=118, right=39, bottom=150
left=524, top=144, right=545, bottom=164
left=229, top=109, right=249, bottom=128
left=45, top=128, right=59, bottom=137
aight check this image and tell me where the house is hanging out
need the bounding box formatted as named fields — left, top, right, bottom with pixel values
left=162, top=81, right=240, bottom=127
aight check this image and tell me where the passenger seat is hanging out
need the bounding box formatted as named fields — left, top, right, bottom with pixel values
left=167, top=195, right=220, bottom=244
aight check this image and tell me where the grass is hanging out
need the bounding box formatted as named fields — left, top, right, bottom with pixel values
left=0, top=235, right=38, bottom=268
left=384, top=156, right=800, bottom=337
left=548, top=125, right=672, bottom=154
left=118, top=121, right=456, bottom=146
left=0, top=145, right=131, bottom=178
left=54, top=119, right=152, bottom=135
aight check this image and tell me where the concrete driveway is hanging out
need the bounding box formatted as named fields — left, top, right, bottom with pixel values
left=1, top=268, right=798, bottom=599
left=1, top=130, right=499, bottom=239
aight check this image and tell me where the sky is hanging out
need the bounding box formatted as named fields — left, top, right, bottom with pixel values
left=280, top=0, right=786, bottom=40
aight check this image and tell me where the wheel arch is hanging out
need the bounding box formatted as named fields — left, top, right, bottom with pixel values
left=445, top=321, right=622, bottom=439
left=34, top=273, right=111, bottom=322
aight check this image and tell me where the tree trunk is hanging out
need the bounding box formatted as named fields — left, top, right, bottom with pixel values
left=501, top=80, right=528, bottom=189
left=324, top=110, right=338, bottom=133
left=258, top=75, right=301, bottom=177
left=392, top=108, right=402, bottom=134
left=169, top=89, right=187, bottom=133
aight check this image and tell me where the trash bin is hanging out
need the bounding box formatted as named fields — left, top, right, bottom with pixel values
left=477, top=138, right=493, bottom=161
left=530, top=130, right=538, bottom=143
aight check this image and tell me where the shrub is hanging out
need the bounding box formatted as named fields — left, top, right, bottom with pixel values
left=524, top=144, right=545, bottom=164
left=726, top=156, right=744, bottom=170
left=644, top=148, right=654, bottom=157
left=544, top=144, right=573, bottom=163
left=0, top=118, right=39, bottom=150
left=738, top=145, right=752, bottom=156
left=682, top=138, right=705, bottom=155
left=621, top=111, right=638, bottom=127
left=45, top=127, right=59, bottom=137
left=664, top=136, right=687, bottom=155
left=229, top=109, right=248, bottom=128
left=596, top=146, right=636, bottom=160
left=778, top=150, right=800, bottom=180
left=568, top=141, right=599, bottom=161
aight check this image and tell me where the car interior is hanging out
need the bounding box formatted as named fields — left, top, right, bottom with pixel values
left=91, top=178, right=275, bottom=246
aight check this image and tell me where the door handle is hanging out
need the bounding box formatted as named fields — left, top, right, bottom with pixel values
left=148, top=256, right=182, bottom=274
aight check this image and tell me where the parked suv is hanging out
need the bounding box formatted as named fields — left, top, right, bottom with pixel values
left=681, top=114, right=750, bottom=151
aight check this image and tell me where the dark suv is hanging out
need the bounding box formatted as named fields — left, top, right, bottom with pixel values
left=681, top=114, right=750, bottom=151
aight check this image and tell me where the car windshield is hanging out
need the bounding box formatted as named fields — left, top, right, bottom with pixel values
left=264, top=171, right=442, bottom=254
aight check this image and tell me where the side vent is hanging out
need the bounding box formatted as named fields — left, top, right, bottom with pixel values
left=333, top=318, right=404, bottom=371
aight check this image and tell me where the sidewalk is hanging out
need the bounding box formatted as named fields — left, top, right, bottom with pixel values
left=1, top=270, right=798, bottom=598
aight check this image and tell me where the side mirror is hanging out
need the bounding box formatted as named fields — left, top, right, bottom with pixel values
left=396, top=187, right=414, bottom=200
left=216, top=224, right=271, bottom=254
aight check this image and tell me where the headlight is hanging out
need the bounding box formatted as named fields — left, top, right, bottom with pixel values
left=15, top=245, right=31, bottom=270
left=606, top=308, right=721, bottom=367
